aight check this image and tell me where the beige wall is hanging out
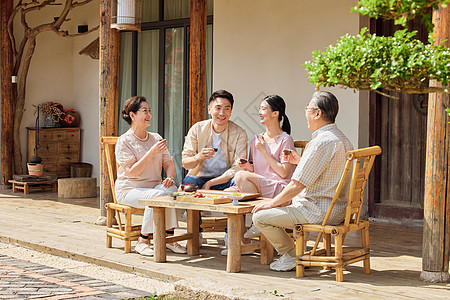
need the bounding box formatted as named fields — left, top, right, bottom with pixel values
left=213, top=0, right=360, bottom=146
left=15, top=0, right=363, bottom=186
left=17, top=0, right=100, bottom=180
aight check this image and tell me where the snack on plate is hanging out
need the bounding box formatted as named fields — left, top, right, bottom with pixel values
left=232, top=192, right=241, bottom=197
left=172, top=192, right=185, bottom=196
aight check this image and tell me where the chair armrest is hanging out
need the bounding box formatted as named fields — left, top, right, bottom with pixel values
left=105, top=203, right=145, bottom=214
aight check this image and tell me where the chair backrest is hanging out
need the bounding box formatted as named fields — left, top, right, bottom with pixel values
left=101, top=136, right=119, bottom=204
left=294, top=140, right=309, bottom=156
left=343, top=146, right=381, bottom=226
left=321, top=146, right=382, bottom=227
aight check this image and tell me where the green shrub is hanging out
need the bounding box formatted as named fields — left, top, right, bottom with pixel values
left=353, top=0, right=450, bottom=33
left=304, top=28, right=450, bottom=95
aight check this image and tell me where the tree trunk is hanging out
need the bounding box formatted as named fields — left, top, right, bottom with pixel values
left=13, top=35, right=37, bottom=175
left=99, top=0, right=119, bottom=218
left=1, top=0, right=14, bottom=184
left=421, top=4, right=450, bottom=283
left=189, top=0, right=207, bottom=127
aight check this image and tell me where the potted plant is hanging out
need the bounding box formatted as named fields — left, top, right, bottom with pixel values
left=39, top=102, right=64, bottom=127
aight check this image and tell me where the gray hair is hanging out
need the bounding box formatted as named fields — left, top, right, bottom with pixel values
left=310, top=91, right=339, bottom=123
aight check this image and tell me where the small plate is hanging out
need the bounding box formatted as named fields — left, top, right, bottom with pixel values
left=227, top=195, right=244, bottom=205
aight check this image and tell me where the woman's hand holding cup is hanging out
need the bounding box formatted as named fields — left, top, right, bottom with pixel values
left=150, top=139, right=167, bottom=155
left=237, top=157, right=248, bottom=166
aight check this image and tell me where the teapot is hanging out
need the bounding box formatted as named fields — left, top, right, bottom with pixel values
left=181, top=183, right=198, bottom=192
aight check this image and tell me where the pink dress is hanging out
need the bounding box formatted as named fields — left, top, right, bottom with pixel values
left=249, top=132, right=296, bottom=198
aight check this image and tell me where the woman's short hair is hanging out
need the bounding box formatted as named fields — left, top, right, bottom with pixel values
left=310, top=91, right=339, bottom=123
left=122, top=96, right=147, bottom=125
left=209, top=89, right=234, bottom=108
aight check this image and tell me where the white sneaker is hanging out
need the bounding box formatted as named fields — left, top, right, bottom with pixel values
left=166, top=242, right=187, bottom=254
left=135, top=243, right=154, bottom=256
left=270, top=252, right=296, bottom=272
left=243, top=224, right=261, bottom=239
left=220, top=242, right=254, bottom=256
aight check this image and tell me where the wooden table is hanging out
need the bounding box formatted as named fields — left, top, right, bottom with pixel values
left=9, top=179, right=57, bottom=194
left=139, top=196, right=274, bottom=272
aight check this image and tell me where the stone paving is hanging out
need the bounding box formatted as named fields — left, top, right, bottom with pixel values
left=0, top=254, right=149, bottom=299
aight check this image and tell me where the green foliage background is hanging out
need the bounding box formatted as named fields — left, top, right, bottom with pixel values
left=305, top=0, right=450, bottom=95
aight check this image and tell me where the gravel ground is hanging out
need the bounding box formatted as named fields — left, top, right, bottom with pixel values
left=0, top=241, right=176, bottom=298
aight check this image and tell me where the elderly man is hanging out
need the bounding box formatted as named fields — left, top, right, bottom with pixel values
left=252, top=91, right=353, bottom=272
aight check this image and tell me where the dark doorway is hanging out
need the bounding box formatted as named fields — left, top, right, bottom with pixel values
left=368, top=17, right=429, bottom=220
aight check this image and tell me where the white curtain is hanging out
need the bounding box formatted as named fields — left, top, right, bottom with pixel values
left=164, top=27, right=185, bottom=184
left=165, top=0, right=190, bottom=19
left=118, top=32, right=133, bottom=135
left=137, top=30, right=159, bottom=134
left=142, top=0, right=159, bottom=22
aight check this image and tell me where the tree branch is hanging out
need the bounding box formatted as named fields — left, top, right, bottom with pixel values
left=72, top=0, right=95, bottom=8
left=53, top=25, right=99, bottom=38
left=8, top=0, right=35, bottom=56
left=22, top=0, right=60, bottom=14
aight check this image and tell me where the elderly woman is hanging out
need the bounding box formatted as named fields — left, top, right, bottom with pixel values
left=115, top=96, right=186, bottom=257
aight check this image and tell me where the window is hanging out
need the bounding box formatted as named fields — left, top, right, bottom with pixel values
left=118, top=0, right=213, bottom=184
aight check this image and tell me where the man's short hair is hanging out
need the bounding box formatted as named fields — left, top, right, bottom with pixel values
left=209, top=89, right=234, bottom=108
left=311, top=91, right=339, bottom=123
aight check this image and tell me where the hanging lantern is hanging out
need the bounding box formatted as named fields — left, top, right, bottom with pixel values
left=111, top=0, right=142, bottom=31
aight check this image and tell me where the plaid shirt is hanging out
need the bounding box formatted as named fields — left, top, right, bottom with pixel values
left=291, top=123, right=353, bottom=225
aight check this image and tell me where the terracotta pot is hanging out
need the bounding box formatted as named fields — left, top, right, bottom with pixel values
left=27, top=163, right=43, bottom=177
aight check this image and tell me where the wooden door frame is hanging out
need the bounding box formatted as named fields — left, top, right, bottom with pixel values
left=367, top=18, right=424, bottom=220
left=368, top=90, right=424, bottom=219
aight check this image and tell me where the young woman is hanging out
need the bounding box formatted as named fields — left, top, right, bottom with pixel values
left=115, top=96, right=186, bottom=257
left=235, top=95, right=296, bottom=240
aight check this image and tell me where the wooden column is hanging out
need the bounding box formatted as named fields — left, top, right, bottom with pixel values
left=189, top=0, right=207, bottom=127
left=1, top=0, right=14, bottom=185
left=99, top=0, right=120, bottom=218
left=421, top=4, right=450, bottom=283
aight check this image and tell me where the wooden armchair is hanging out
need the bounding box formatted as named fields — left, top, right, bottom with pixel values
left=295, top=145, right=381, bottom=282
left=294, top=140, right=309, bottom=156
left=101, top=136, right=147, bottom=253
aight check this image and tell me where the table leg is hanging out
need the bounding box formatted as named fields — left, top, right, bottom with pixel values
left=24, top=184, right=29, bottom=195
left=12, top=183, right=16, bottom=193
left=186, top=209, right=200, bottom=255
left=226, top=214, right=241, bottom=272
left=260, top=233, right=274, bottom=265
left=152, top=207, right=166, bottom=262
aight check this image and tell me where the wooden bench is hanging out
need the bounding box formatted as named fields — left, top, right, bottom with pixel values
left=9, top=179, right=57, bottom=195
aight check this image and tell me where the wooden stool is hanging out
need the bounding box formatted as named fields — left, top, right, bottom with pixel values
left=58, top=177, right=97, bottom=198
left=9, top=179, right=57, bottom=195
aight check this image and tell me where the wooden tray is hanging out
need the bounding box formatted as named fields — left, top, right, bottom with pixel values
left=175, top=190, right=260, bottom=205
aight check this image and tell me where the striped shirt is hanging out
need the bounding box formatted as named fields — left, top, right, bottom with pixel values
left=291, top=123, right=353, bottom=225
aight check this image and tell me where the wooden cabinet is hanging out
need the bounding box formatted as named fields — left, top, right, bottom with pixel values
left=27, top=127, right=81, bottom=178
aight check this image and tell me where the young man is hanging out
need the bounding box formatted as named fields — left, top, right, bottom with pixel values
left=251, top=91, right=354, bottom=272
left=182, top=89, right=247, bottom=190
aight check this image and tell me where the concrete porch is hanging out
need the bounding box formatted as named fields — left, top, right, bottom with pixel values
left=0, top=189, right=448, bottom=299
